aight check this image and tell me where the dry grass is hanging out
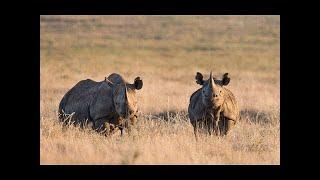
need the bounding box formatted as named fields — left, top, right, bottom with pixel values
left=40, top=15, right=280, bottom=164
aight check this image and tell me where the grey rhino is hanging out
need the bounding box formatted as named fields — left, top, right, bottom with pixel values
left=188, top=71, right=239, bottom=138
left=58, top=73, right=143, bottom=136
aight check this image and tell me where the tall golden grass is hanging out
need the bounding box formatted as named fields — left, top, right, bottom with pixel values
left=40, top=15, right=280, bottom=164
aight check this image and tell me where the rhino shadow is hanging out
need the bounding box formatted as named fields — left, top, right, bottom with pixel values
left=146, top=108, right=278, bottom=125
left=239, top=109, right=279, bottom=124
left=146, top=110, right=189, bottom=122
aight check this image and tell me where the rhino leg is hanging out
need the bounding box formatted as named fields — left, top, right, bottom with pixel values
left=119, top=126, right=124, bottom=136
left=125, top=116, right=137, bottom=135
left=224, top=119, right=235, bottom=135
left=218, top=115, right=226, bottom=136
left=94, top=118, right=108, bottom=134
left=190, top=120, right=198, bottom=140
left=124, top=120, right=130, bottom=134
left=115, top=117, right=125, bottom=137
left=207, top=114, right=214, bottom=136
left=102, top=123, right=121, bottom=137
left=214, top=110, right=221, bottom=136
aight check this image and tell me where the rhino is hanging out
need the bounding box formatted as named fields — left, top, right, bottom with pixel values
left=58, top=73, right=143, bottom=136
left=188, top=71, right=239, bottom=138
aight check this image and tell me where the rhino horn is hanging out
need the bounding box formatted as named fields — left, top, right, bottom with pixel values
left=209, top=71, right=214, bottom=88
left=124, top=83, right=128, bottom=100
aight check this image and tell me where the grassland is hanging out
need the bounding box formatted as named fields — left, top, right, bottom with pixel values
left=40, top=15, right=280, bottom=164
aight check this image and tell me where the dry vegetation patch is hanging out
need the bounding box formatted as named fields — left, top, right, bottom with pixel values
left=40, top=15, right=279, bottom=164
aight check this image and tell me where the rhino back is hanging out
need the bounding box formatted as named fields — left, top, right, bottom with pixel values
left=89, top=82, right=115, bottom=121
left=59, top=79, right=101, bottom=122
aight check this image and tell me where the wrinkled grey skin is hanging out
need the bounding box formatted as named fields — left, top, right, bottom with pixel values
left=188, top=71, right=239, bottom=138
left=58, top=73, right=143, bottom=136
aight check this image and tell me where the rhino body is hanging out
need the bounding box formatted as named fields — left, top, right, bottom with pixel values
left=58, top=73, right=143, bottom=136
left=188, top=72, right=239, bottom=138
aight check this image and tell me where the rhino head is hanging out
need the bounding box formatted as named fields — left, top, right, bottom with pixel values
left=112, top=77, right=143, bottom=119
left=195, top=71, right=230, bottom=108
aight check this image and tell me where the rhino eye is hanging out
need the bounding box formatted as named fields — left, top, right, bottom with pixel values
left=220, top=90, right=222, bottom=93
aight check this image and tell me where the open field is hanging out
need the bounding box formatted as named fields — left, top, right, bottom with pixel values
left=40, top=15, right=280, bottom=164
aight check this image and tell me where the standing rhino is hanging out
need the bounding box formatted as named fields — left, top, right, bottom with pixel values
left=188, top=71, right=239, bottom=138
left=58, top=73, right=143, bottom=136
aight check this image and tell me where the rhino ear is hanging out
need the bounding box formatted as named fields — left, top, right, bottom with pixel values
left=134, top=77, right=143, bottom=90
left=222, top=73, right=230, bottom=86
left=195, top=72, right=204, bottom=85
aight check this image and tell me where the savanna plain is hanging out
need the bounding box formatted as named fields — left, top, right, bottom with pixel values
left=40, top=15, right=280, bottom=164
